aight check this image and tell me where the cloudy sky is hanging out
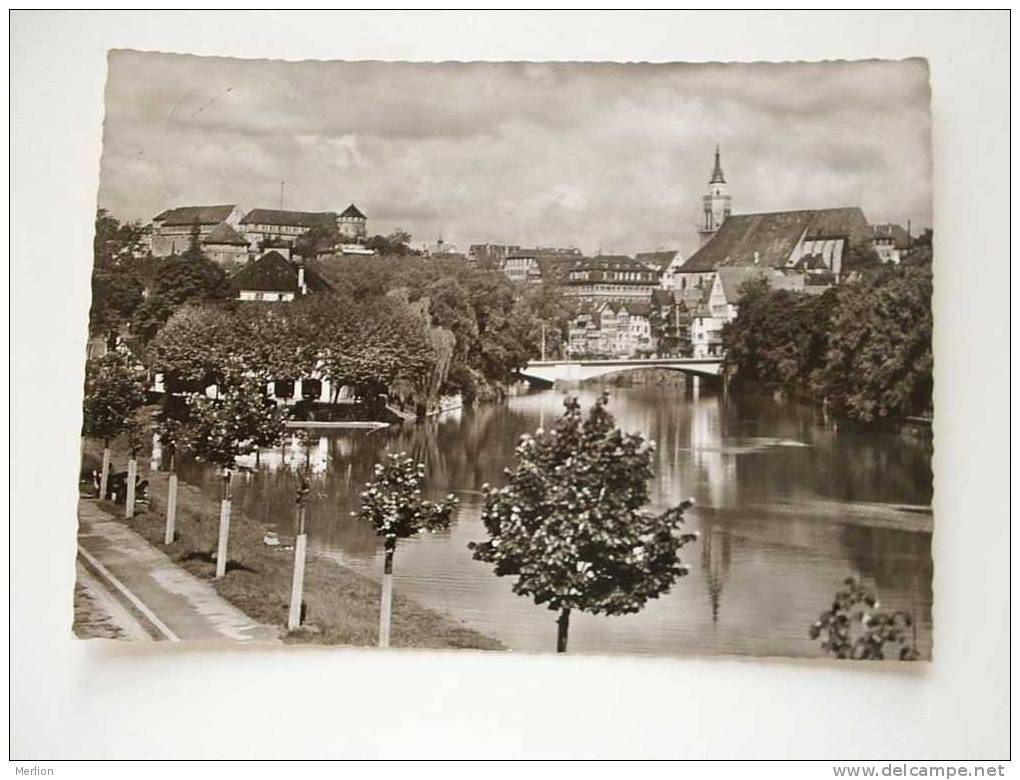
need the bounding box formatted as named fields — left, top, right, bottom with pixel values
left=98, top=52, right=931, bottom=256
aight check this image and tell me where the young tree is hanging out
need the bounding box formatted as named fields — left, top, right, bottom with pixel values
left=185, top=376, right=291, bottom=578
left=353, top=453, right=458, bottom=647
left=81, top=350, right=149, bottom=501
left=122, top=407, right=151, bottom=519
left=810, top=577, right=920, bottom=661
left=154, top=406, right=188, bottom=544
left=470, top=394, right=699, bottom=652
left=286, top=429, right=314, bottom=631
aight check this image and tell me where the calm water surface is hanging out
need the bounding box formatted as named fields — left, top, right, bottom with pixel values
left=180, top=385, right=934, bottom=658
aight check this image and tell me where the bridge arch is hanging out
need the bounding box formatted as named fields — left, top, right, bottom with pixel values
left=519, top=358, right=723, bottom=386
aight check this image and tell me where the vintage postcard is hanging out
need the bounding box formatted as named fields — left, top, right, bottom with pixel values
left=77, top=52, right=933, bottom=660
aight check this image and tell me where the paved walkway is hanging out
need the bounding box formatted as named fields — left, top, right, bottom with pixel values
left=77, top=500, right=280, bottom=644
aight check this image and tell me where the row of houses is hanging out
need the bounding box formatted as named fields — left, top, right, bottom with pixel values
left=148, top=203, right=371, bottom=267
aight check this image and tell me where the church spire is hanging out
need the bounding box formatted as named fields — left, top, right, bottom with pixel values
left=710, top=144, right=726, bottom=184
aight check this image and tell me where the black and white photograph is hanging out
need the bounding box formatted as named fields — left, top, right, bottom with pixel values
left=77, top=52, right=934, bottom=660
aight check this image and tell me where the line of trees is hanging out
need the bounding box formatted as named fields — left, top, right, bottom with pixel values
left=90, top=210, right=575, bottom=404
left=149, top=291, right=443, bottom=413
left=722, top=263, right=933, bottom=422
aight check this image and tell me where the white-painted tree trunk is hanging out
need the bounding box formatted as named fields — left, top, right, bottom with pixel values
left=125, top=458, right=138, bottom=518
left=164, top=473, right=178, bottom=545
left=99, top=444, right=111, bottom=500
left=150, top=432, right=162, bottom=472
left=378, top=546, right=395, bottom=648
left=215, top=471, right=232, bottom=579
left=288, top=533, right=308, bottom=631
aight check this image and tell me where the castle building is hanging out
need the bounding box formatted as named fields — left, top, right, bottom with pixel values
left=239, top=209, right=338, bottom=248
left=697, top=146, right=732, bottom=246
left=150, top=204, right=244, bottom=257
left=337, top=203, right=368, bottom=241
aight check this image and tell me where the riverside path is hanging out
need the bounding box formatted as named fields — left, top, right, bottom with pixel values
left=77, top=500, right=280, bottom=643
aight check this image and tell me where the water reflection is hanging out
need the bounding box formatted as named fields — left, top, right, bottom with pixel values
left=177, top=386, right=933, bottom=658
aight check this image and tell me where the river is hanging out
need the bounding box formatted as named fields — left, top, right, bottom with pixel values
left=178, top=384, right=934, bottom=659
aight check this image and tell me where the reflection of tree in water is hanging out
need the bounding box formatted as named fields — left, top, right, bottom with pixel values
left=699, top=519, right=732, bottom=626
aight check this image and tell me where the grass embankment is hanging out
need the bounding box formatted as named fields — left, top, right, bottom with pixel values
left=80, top=435, right=504, bottom=650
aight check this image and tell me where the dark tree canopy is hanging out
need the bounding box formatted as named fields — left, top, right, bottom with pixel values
left=89, top=209, right=148, bottom=341
left=722, top=266, right=932, bottom=422
left=133, top=250, right=232, bottom=343
left=815, top=265, right=933, bottom=421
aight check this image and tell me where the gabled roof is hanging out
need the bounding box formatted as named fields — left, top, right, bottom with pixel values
left=680, top=207, right=872, bottom=273
left=241, top=209, right=336, bottom=228
left=229, top=251, right=333, bottom=294
left=716, top=267, right=806, bottom=304
left=154, top=205, right=237, bottom=226
left=635, top=250, right=680, bottom=269
left=202, top=222, right=249, bottom=246
left=873, top=223, right=911, bottom=249
left=339, top=203, right=366, bottom=219
left=623, top=302, right=652, bottom=317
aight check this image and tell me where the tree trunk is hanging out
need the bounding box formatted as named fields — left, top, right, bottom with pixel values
left=99, top=441, right=111, bottom=500
left=288, top=497, right=308, bottom=631
left=164, top=452, right=177, bottom=545
left=556, top=607, right=571, bottom=653
left=125, top=456, right=138, bottom=518
left=378, top=543, right=395, bottom=648
left=215, top=470, right=232, bottom=578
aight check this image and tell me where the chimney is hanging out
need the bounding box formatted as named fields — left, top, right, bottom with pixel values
left=297, top=262, right=307, bottom=295
left=753, top=251, right=760, bottom=265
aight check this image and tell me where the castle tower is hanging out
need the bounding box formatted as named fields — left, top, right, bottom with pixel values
left=697, top=145, right=732, bottom=246
left=337, top=203, right=367, bottom=242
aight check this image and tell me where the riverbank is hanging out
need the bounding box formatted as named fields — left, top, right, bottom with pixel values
left=79, top=436, right=505, bottom=650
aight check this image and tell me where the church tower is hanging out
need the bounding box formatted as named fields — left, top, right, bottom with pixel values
left=697, top=145, right=732, bottom=246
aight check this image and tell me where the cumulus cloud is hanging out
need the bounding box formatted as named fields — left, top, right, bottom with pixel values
left=98, top=51, right=932, bottom=255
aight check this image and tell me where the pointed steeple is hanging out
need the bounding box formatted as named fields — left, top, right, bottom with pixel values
left=710, top=144, right=726, bottom=184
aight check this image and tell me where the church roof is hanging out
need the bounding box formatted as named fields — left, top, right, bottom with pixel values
left=241, top=209, right=336, bottom=228
left=202, top=222, right=248, bottom=246
left=680, top=207, right=872, bottom=273
left=340, top=203, right=366, bottom=219
left=154, top=205, right=237, bottom=226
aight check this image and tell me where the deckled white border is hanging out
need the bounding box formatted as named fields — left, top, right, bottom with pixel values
left=9, top=10, right=1010, bottom=759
